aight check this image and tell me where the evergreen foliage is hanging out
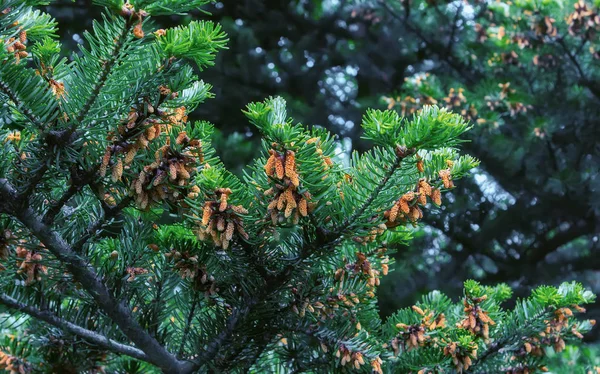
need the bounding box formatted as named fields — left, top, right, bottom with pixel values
left=0, top=1, right=596, bottom=373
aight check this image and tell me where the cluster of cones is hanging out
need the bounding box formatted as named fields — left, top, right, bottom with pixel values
left=99, top=85, right=201, bottom=210
left=567, top=1, right=600, bottom=36
left=392, top=305, right=446, bottom=354
left=443, top=340, right=478, bottom=373
left=0, top=348, right=31, bottom=374
left=128, top=130, right=202, bottom=209
left=335, top=345, right=365, bottom=370
left=336, top=252, right=388, bottom=295
left=385, top=179, right=441, bottom=227
left=16, top=246, right=47, bottom=285
left=165, top=249, right=218, bottom=294
left=0, top=230, right=48, bottom=284
left=4, top=29, right=28, bottom=64
left=458, top=295, right=495, bottom=340
left=198, top=188, right=249, bottom=249
left=264, top=148, right=312, bottom=224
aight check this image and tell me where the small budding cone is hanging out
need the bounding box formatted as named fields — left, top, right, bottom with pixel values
left=176, top=131, right=189, bottom=145
left=285, top=150, right=296, bottom=176
left=416, top=159, right=425, bottom=173
left=231, top=205, right=249, bottom=214
left=153, top=171, right=165, bottom=186
left=265, top=151, right=276, bottom=177
left=389, top=202, right=400, bottom=222
left=439, top=169, right=454, bottom=188
left=100, top=149, right=111, bottom=177
left=202, top=202, right=212, bottom=225
left=399, top=192, right=414, bottom=214
left=217, top=217, right=225, bottom=232
left=431, top=188, right=442, bottom=206
left=133, top=23, right=144, bottom=38
left=284, top=188, right=296, bottom=208
left=298, top=198, right=308, bottom=217
left=277, top=194, right=286, bottom=210
left=178, top=164, right=190, bottom=180
left=285, top=150, right=300, bottom=187
left=124, top=147, right=137, bottom=164
left=111, top=159, right=123, bottom=182
left=169, top=163, right=177, bottom=181
left=225, top=221, right=235, bottom=241
left=409, top=206, right=421, bottom=221
left=219, top=193, right=228, bottom=212
left=284, top=201, right=295, bottom=218
left=289, top=172, right=300, bottom=188
left=419, top=179, right=432, bottom=196
left=275, top=157, right=285, bottom=179
left=146, top=125, right=157, bottom=141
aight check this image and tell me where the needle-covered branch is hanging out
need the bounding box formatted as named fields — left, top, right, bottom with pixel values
left=0, top=1, right=596, bottom=373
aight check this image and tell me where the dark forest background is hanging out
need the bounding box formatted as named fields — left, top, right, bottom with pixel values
left=44, top=0, right=600, bottom=340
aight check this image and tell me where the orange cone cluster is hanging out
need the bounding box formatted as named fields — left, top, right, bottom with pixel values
left=307, top=291, right=362, bottom=322
left=352, top=224, right=387, bottom=244
left=125, top=267, right=148, bottom=282
left=264, top=148, right=312, bottom=224
left=526, top=306, right=592, bottom=355
left=16, top=246, right=47, bottom=285
left=99, top=87, right=200, bottom=211
left=371, top=357, right=384, bottom=374
left=385, top=179, right=441, bottom=227
left=265, top=149, right=300, bottom=186
left=346, top=252, right=384, bottom=290
left=458, top=295, right=495, bottom=340
left=128, top=130, right=203, bottom=209
left=392, top=322, right=427, bottom=353
left=335, top=345, right=365, bottom=370
left=443, top=340, right=478, bottom=373
left=392, top=305, right=445, bottom=355
left=197, top=188, right=249, bottom=249
left=0, top=348, right=31, bottom=374
left=567, top=1, right=600, bottom=36
left=4, top=29, right=28, bottom=64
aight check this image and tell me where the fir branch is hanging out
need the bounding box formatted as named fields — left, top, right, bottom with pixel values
left=178, top=292, right=200, bottom=358
left=42, top=167, right=97, bottom=224
left=18, top=163, right=50, bottom=200
left=196, top=303, right=249, bottom=365
left=72, top=19, right=134, bottom=129
left=468, top=307, right=550, bottom=372
left=0, top=293, right=149, bottom=361
left=338, top=149, right=409, bottom=231
left=0, top=178, right=192, bottom=373
left=0, top=79, right=45, bottom=129
left=42, top=183, right=80, bottom=224
left=71, top=195, right=132, bottom=253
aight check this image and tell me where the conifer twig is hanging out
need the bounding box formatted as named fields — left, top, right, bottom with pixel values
left=72, top=20, right=134, bottom=129
left=339, top=149, right=408, bottom=231
left=0, top=80, right=45, bottom=129
left=0, top=293, right=149, bottom=361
